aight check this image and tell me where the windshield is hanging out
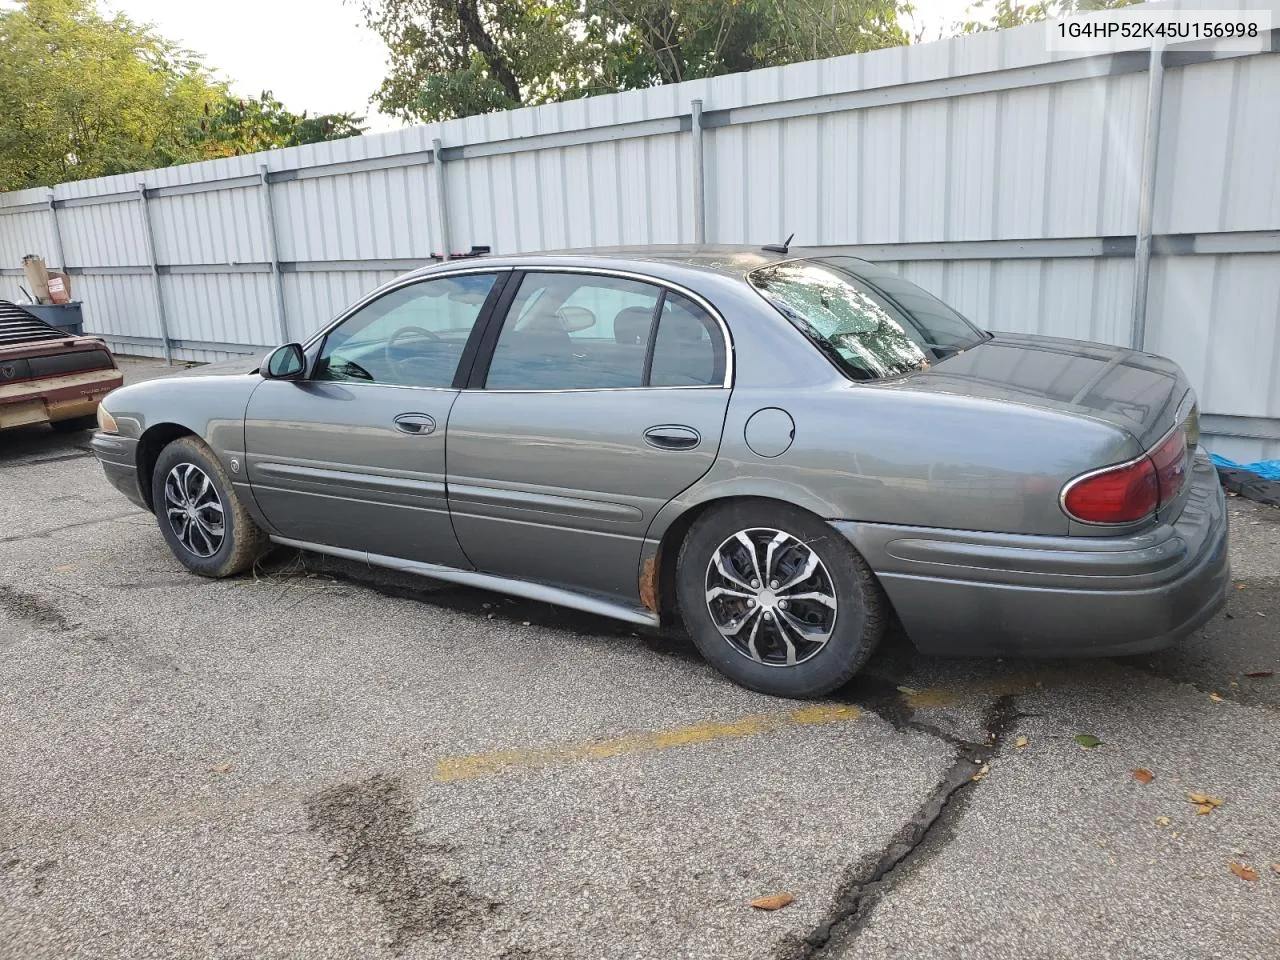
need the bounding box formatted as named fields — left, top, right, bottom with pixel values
left=748, top=257, right=987, bottom=381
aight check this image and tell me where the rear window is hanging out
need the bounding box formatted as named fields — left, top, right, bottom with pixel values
left=748, top=258, right=987, bottom=381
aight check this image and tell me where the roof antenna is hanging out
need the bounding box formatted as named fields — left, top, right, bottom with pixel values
left=761, top=233, right=794, bottom=255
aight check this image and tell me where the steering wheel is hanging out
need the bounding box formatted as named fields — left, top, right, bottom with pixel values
left=384, top=325, right=441, bottom=377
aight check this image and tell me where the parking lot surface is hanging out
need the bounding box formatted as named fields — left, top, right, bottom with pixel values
left=2, top=359, right=1277, bottom=960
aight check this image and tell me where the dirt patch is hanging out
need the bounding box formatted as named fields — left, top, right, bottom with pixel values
left=305, top=774, right=497, bottom=952
left=0, top=584, right=72, bottom=630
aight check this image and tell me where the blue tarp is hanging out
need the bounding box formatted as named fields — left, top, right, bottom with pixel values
left=1210, top=454, right=1280, bottom=481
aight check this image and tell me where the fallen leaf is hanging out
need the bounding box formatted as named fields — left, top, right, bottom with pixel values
left=1015, top=735, right=1029, bottom=749
left=1075, top=734, right=1103, bottom=749
left=1243, top=669, right=1273, bottom=678
left=211, top=762, right=232, bottom=774
left=1229, top=862, right=1259, bottom=882
left=895, top=685, right=919, bottom=696
left=1134, top=768, right=1155, bottom=784
left=971, top=763, right=990, bottom=782
left=750, top=893, right=795, bottom=911
left=1154, top=816, right=1172, bottom=826
left=1186, top=792, right=1223, bottom=808
left=1196, top=803, right=1214, bottom=816
left=1208, top=692, right=1224, bottom=703
left=1270, top=863, right=1280, bottom=876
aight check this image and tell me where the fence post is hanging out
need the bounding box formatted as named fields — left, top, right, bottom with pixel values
left=47, top=191, right=66, bottom=273
left=1131, top=42, right=1166, bottom=352
left=432, top=138, right=451, bottom=261
left=136, top=181, right=173, bottom=365
left=259, top=163, right=289, bottom=344
left=691, top=99, right=707, bottom=245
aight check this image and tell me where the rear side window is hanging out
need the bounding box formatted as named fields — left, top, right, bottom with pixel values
left=648, top=292, right=724, bottom=387
left=484, top=274, right=725, bottom=390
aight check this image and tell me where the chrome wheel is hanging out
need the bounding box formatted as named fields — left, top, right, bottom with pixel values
left=163, top=462, right=225, bottom=558
left=704, top=527, right=838, bottom=667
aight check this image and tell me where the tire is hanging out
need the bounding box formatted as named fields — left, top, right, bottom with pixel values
left=675, top=500, right=886, bottom=698
left=51, top=415, right=98, bottom=433
left=150, top=436, right=269, bottom=578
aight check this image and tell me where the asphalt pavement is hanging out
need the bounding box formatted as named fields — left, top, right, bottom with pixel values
left=1, top=358, right=1276, bottom=960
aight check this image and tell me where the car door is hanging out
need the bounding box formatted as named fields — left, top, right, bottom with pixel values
left=244, top=269, right=506, bottom=566
left=445, top=269, right=733, bottom=601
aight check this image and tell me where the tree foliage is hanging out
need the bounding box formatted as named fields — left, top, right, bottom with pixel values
left=0, top=0, right=363, bottom=192
left=363, top=0, right=910, bottom=123
left=958, top=0, right=1140, bottom=33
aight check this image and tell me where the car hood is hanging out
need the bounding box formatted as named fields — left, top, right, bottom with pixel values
left=170, top=356, right=266, bottom=378
left=898, top=331, right=1190, bottom=449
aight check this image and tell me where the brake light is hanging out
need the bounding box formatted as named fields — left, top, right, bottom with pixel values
left=1062, top=457, right=1158, bottom=524
left=1061, top=428, right=1189, bottom=524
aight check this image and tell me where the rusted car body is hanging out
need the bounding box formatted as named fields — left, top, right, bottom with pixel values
left=0, top=301, right=122, bottom=432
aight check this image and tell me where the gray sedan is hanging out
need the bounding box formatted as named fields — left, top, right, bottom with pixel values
left=91, top=247, right=1229, bottom=697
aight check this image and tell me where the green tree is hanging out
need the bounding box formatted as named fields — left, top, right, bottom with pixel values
left=362, top=0, right=600, bottom=122
left=959, top=0, right=1140, bottom=34
left=362, top=0, right=910, bottom=123
left=589, top=0, right=907, bottom=87
left=195, top=92, right=366, bottom=159
left=0, top=0, right=222, bottom=189
left=0, top=0, right=364, bottom=191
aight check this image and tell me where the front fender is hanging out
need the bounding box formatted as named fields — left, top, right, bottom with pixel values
left=101, top=372, right=265, bottom=519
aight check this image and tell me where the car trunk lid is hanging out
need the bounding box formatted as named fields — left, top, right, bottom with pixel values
left=900, top=331, right=1192, bottom=451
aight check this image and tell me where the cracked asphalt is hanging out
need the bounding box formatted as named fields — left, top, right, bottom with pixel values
left=1, top=358, right=1277, bottom=960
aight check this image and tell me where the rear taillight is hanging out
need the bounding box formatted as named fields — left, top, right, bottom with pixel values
left=1061, top=427, right=1189, bottom=525
left=1149, top=428, right=1188, bottom=506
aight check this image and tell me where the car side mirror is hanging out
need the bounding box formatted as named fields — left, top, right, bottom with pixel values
left=262, top=343, right=306, bottom=380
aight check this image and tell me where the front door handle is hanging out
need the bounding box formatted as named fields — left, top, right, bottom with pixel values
left=643, top=424, right=701, bottom=451
left=393, top=413, right=436, bottom=436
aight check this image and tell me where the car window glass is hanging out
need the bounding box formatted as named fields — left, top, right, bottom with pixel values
left=314, top=273, right=497, bottom=388
left=648, top=292, right=725, bottom=387
left=487, top=273, right=660, bottom=390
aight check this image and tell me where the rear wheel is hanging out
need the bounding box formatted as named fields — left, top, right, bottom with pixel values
left=150, top=436, right=268, bottom=577
left=675, top=500, right=886, bottom=698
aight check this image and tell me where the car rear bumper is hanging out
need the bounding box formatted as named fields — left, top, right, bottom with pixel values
left=0, top=370, right=122, bottom=430
left=90, top=432, right=147, bottom=510
left=833, top=452, right=1230, bottom=657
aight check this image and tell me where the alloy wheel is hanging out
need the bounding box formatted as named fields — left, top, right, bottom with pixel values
left=704, top=527, right=838, bottom=667
left=163, top=462, right=225, bottom=558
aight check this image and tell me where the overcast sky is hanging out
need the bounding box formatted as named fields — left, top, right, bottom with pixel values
left=105, top=0, right=978, bottom=133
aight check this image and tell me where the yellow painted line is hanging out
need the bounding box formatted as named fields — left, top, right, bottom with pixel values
left=433, top=703, right=861, bottom=783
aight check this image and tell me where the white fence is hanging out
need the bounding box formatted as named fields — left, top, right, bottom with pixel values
left=1, top=1, right=1278, bottom=460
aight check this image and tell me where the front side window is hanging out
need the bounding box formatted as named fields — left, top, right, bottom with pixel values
left=749, top=259, right=986, bottom=381
left=314, top=272, right=498, bottom=388
left=485, top=273, right=726, bottom=390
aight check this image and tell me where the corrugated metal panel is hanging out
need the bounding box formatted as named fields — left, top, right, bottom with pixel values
left=0, top=209, right=57, bottom=268
left=159, top=273, right=276, bottom=346
left=150, top=186, right=266, bottom=265
left=74, top=274, right=158, bottom=340
left=1148, top=252, right=1280, bottom=420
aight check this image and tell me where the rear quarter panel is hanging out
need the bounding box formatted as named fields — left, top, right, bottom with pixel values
left=645, top=275, right=1141, bottom=541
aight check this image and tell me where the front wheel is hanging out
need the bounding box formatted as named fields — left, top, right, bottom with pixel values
left=150, top=436, right=269, bottom=577
left=675, top=500, right=887, bottom=698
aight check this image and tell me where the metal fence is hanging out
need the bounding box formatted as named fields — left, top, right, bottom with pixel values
left=2, top=0, right=1278, bottom=460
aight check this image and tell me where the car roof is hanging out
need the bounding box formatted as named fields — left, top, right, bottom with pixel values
left=405, top=245, right=884, bottom=284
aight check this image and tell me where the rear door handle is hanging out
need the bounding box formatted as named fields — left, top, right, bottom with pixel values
left=393, top=413, right=436, bottom=436
left=643, top=425, right=701, bottom=451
